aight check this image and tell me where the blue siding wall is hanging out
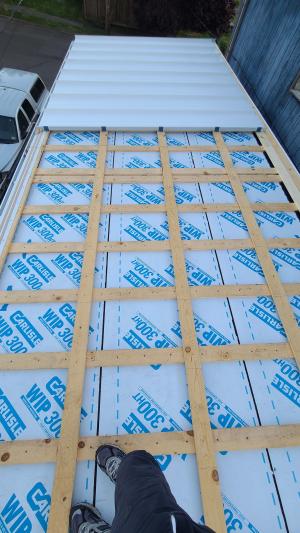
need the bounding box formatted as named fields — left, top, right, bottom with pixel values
left=229, top=0, right=300, bottom=171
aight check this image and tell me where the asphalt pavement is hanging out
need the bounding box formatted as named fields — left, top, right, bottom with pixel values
left=0, top=15, right=73, bottom=88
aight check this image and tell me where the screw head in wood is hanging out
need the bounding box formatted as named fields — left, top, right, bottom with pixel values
left=78, top=441, right=85, bottom=449
left=185, top=346, right=191, bottom=353
left=1, top=452, right=9, bottom=462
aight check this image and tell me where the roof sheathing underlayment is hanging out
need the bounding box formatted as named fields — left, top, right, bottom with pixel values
left=40, top=36, right=262, bottom=131
left=0, top=129, right=299, bottom=532
left=0, top=37, right=299, bottom=533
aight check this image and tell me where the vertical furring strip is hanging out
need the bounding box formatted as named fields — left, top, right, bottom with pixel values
left=158, top=130, right=226, bottom=532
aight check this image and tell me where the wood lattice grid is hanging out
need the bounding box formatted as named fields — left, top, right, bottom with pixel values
left=0, top=128, right=299, bottom=532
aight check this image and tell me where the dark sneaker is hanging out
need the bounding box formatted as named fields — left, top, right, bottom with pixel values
left=96, top=445, right=126, bottom=484
left=69, top=503, right=111, bottom=533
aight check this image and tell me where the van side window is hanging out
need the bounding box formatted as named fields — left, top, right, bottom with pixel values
left=17, top=109, right=29, bottom=139
left=30, top=77, right=45, bottom=102
left=22, top=99, right=35, bottom=121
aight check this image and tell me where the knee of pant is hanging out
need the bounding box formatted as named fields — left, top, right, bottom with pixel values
left=120, top=450, right=158, bottom=470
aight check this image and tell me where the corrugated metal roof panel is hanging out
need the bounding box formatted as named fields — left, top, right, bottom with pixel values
left=40, top=36, right=262, bottom=131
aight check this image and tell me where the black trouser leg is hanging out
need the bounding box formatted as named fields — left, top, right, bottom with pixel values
left=111, top=450, right=214, bottom=533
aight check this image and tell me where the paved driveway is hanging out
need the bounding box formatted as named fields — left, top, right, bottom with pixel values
left=0, top=15, right=73, bottom=88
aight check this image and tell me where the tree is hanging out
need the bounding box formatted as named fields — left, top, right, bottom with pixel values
left=186, top=0, right=235, bottom=37
left=105, top=0, right=112, bottom=33
left=133, top=0, right=235, bottom=37
left=133, top=0, right=183, bottom=35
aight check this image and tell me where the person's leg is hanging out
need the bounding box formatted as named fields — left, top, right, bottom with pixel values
left=97, top=446, right=208, bottom=533
left=112, top=450, right=180, bottom=532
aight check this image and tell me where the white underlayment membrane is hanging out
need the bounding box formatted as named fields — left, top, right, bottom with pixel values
left=0, top=131, right=299, bottom=532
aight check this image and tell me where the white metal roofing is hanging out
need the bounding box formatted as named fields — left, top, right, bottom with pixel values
left=40, top=35, right=262, bottom=131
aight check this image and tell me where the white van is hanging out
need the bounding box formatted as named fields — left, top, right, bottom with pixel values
left=0, top=68, right=48, bottom=182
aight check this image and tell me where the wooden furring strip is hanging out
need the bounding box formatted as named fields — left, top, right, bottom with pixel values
left=47, top=131, right=108, bottom=533
left=0, top=131, right=49, bottom=275
left=23, top=204, right=89, bottom=215
left=1, top=424, right=299, bottom=466
left=179, top=202, right=297, bottom=213
left=214, top=132, right=300, bottom=370
left=10, top=242, right=86, bottom=254
left=35, top=168, right=96, bottom=176
left=33, top=175, right=94, bottom=184
left=107, top=236, right=290, bottom=250
left=1, top=283, right=299, bottom=305
left=0, top=352, right=71, bottom=371
left=238, top=174, right=281, bottom=183
left=33, top=173, right=282, bottom=185
left=9, top=237, right=300, bottom=256
left=105, top=167, right=276, bottom=176
left=0, top=343, right=292, bottom=372
left=158, top=130, right=226, bottom=532
left=257, top=131, right=300, bottom=210
left=22, top=202, right=297, bottom=216
left=0, top=289, right=78, bottom=304
left=49, top=423, right=300, bottom=455
left=43, top=144, right=100, bottom=152
left=172, top=167, right=276, bottom=176
left=33, top=166, right=278, bottom=178
left=213, top=424, right=300, bottom=452
left=43, top=143, right=264, bottom=153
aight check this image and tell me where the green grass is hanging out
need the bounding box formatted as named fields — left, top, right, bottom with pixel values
left=0, top=3, right=103, bottom=33
left=177, top=30, right=212, bottom=38
left=4, top=0, right=84, bottom=21
left=217, top=33, right=232, bottom=54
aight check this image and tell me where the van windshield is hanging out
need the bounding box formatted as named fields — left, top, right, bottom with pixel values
left=0, top=115, right=18, bottom=143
